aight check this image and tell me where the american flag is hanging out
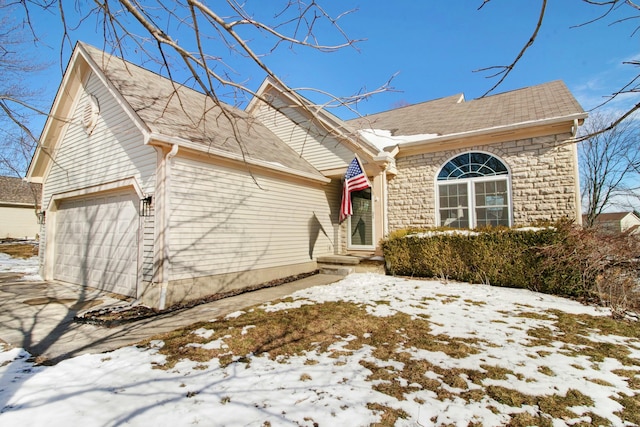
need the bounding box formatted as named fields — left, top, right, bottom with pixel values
left=340, top=157, right=371, bottom=222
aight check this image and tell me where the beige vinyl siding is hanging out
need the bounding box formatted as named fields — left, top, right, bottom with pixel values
left=168, top=157, right=336, bottom=281
left=141, top=209, right=155, bottom=283
left=253, top=91, right=353, bottom=172
left=0, top=206, right=40, bottom=239
left=324, top=179, right=344, bottom=253
left=42, top=71, right=156, bottom=208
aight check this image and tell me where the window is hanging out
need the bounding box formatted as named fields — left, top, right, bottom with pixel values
left=437, top=152, right=511, bottom=228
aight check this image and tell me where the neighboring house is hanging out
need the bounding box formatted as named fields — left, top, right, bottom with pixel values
left=27, top=42, right=587, bottom=308
left=0, top=176, right=41, bottom=240
left=583, top=212, right=640, bottom=234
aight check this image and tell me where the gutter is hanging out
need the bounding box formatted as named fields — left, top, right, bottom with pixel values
left=393, top=113, right=589, bottom=153
left=147, top=132, right=330, bottom=184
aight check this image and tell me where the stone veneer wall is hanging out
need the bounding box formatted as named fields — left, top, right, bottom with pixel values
left=387, top=132, right=579, bottom=231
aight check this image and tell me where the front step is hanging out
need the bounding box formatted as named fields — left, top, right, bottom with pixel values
left=319, top=265, right=354, bottom=277
left=317, top=255, right=360, bottom=265
left=317, top=255, right=386, bottom=276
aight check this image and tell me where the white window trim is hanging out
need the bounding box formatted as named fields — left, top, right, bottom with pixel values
left=434, top=152, right=513, bottom=229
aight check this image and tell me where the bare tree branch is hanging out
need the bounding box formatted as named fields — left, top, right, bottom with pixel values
left=475, top=0, right=547, bottom=97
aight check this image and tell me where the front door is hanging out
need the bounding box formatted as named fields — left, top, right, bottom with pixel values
left=348, top=188, right=374, bottom=249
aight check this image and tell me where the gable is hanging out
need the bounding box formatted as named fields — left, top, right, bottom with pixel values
left=248, top=78, right=384, bottom=177
left=79, top=43, right=324, bottom=180
left=40, top=70, right=156, bottom=209
left=251, top=87, right=356, bottom=173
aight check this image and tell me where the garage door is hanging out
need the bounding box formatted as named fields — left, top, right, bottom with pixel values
left=54, top=191, right=139, bottom=297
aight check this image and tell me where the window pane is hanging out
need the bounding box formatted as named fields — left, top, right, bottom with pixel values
left=474, top=179, right=509, bottom=227
left=439, top=183, right=468, bottom=228
left=476, top=207, right=509, bottom=227
left=440, top=208, right=469, bottom=228
left=438, top=152, right=508, bottom=180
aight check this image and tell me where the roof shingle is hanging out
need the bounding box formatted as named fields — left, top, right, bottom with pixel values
left=80, top=43, right=322, bottom=178
left=0, top=176, right=41, bottom=205
left=348, top=81, right=586, bottom=137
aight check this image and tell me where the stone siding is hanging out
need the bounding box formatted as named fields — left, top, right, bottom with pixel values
left=387, top=133, right=579, bottom=231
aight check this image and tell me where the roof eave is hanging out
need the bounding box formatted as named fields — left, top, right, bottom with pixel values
left=395, top=112, right=588, bottom=156
left=148, top=132, right=330, bottom=184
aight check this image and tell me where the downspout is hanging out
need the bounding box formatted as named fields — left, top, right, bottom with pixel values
left=159, top=143, right=179, bottom=309
left=571, top=119, right=583, bottom=226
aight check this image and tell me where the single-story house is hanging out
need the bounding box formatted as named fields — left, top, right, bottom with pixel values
left=27, top=42, right=587, bottom=308
left=583, top=212, right=640, bottom=234
left=0, top=176, right=41, bottom=239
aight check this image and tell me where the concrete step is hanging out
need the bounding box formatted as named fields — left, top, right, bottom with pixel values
left=318, top=265, right=354, bottom=276
left=317, top=255, right=360, bottom=265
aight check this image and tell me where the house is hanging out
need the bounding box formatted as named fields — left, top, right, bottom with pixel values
left=583, top=212, right=640, bottom=234
left=27, top=42, right=587, bottom=309
left=250, top=77, right=586, bottom=243
left=0, top=176, right=41, bottom=240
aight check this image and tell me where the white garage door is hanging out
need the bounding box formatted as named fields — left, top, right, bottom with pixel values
left=54, top=191, right=139, bottom=297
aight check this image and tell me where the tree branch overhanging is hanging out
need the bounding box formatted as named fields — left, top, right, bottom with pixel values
left=474, top=0, right=548, bottom=97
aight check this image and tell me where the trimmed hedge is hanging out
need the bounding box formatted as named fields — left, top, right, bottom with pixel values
left=381, top=222, right=588, bottom=298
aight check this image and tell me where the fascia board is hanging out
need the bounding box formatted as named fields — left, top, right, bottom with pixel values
left=148, top=132, right=330, bottom=184
left=396, top=113, right=589, bottom=155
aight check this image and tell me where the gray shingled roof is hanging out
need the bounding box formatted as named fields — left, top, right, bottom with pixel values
left=0, top=176, right=41, bottom=205
left=585, top=212, right=637, bottom=222
left=348, top=81, right=585, bottom=136
left=80, top=43, right=322, bottom=178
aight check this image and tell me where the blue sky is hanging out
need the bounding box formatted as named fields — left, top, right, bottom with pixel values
left=14, top=0, right=638, bottom=122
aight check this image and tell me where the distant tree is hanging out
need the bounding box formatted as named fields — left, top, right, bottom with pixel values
left=579, top=112, right=640, bottom=227
left=0, top=8, right=49, bottom=177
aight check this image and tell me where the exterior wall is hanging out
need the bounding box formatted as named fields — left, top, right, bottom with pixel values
left=42, top=72, right=156, bottom=208
left=252, top=90, right=354, bottom=171
left=0, top=205, right=40, bottom=239
left=620, top=214, right=640, bottom=232
left=388, top=133, right=579, bottom=230
left=41, top=71, right=157, bottom=286
left=158, top=155, right=337, bottom=305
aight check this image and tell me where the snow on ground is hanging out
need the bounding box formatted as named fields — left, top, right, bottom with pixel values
left=0, top=253, right=42, bottom=281
left=1, top=255, right=639, bottom=426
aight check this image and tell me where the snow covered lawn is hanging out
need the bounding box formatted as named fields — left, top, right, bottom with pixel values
left=1, top=255, right=640, bottom=426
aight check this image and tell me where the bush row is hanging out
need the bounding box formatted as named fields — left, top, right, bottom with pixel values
left=381, top=221, right=640, bottom=312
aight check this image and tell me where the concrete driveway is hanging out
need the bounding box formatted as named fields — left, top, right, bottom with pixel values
left=0, top=272, right=342, bottom=365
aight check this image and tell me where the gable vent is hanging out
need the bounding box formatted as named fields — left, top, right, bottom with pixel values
left=82, top=94, right=100, bottom=134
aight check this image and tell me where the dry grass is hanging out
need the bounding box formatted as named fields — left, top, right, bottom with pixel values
left=142, top=299, right=640, bottom=425
left=0, top=243, right=38, bottom=259
left=526, top=309, right=640, bottom=366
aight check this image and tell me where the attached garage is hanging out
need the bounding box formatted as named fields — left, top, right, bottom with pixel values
left=53, top=191, right=139, bottom=297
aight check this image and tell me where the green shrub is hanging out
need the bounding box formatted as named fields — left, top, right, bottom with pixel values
left=382, top=220, right=639, bottom=304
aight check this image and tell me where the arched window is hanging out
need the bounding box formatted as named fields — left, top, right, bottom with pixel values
left=437, top=152, right=511, bottom=228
